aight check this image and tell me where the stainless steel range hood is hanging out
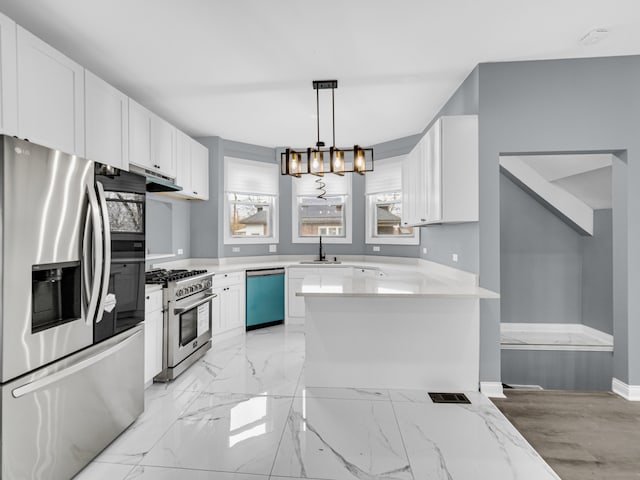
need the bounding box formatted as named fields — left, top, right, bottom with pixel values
left=129, top=165, right=182, bottom=192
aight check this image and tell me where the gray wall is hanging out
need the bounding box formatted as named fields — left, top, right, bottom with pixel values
left=500, top=173, right=584, bottom=325
left=146, top=193, right=192, bottom=267
left=582, top=209, right=613, bottom=334
left=419, top=66, right=480, bottom=273
left=478, top=56, right=640, bottom=386
left=188, top=135, right=424, bottom=260
left=190, top=136, right=221, bottom=258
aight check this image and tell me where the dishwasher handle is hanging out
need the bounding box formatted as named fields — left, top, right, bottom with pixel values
left=246, top=268, right=285, bottom=277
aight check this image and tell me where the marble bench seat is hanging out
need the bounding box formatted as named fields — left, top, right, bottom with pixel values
left=500, top=323, right=613, bottom=352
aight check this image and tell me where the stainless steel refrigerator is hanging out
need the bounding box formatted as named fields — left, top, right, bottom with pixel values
left=0, top=136, right=144, bottom=479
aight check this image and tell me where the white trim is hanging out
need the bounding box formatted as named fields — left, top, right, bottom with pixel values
left=480, top=382, right=505, bottom=398
left=499, top=156, right=594, bottom=235
left=612, top=378, right=640, bottom=401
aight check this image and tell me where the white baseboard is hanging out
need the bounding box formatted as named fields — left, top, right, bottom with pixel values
left=480, top=381, right=505, bottom=398
left=612, top=378, right=640, bottom=401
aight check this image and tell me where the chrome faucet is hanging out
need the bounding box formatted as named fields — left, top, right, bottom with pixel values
left=318, top=235, right=326, bottom=262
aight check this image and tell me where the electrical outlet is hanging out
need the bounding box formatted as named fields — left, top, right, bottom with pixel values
left=232, top=247, right=240, bottom=253
left=452, top=253, right=459, bottom=262
left=269, top=244, right=277, bottom=253
left=422, top=247, right=427, bottom=255
left=177, top=248, right=184, bottom=255
left=373, top=246, right=381, bottom=252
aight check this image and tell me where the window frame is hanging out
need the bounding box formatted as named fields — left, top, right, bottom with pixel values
left=224, top=193, right=279, bottom=244
left=291, top=176, right=352, bottom=244
left=366, top=191, right=419, bottom=245
left=223, top=157, right=279, bottom=245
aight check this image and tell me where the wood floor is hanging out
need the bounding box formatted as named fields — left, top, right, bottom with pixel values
left=492, top=390, right=640, bottom=480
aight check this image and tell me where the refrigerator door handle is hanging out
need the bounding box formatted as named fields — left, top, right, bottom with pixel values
left=95, top=182, right=112, bottom=324
left=12, top=329, right=143, bottom=398
left=83, top=183, right=103, bottom=326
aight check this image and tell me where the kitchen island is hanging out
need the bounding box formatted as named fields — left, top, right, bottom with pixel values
left=298, top=269, right=499, bottom=392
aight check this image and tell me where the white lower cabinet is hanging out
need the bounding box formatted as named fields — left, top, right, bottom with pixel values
left=144, top=289, right=163, bottom=386
left=211, top=271, right=246, bottom=339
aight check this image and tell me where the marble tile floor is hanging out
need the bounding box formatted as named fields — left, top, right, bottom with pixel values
left=75, top=325, right=560, bottom=480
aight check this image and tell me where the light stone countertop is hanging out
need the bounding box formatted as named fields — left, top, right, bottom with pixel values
left=298, top=271, right=499, bottom=298
left=149, top=255, right=499, bottom=299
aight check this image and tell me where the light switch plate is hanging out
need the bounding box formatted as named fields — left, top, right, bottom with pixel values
left=452, top=253, right=459, bottom=262
left=232, top=247, right=240, bottom=253
left=269, top=244, right=277, bottom=253
left=177, top=248, right=184, bottom=255
left=373, top=246, right=381, bottom=252
left=423, top=247, right=427, bottom=255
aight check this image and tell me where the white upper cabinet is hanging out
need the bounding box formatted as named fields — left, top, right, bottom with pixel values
left=402, top=115, right=478, bottom=226
left=175, top=129, right=191, bottom=192
left=175, top=130, right=209, bottom=200
left=129, top=99, right=176, bottom=179
left=128, top=99, right=152, bottom=169
left=0, top=12, right=17, bottom=136
left=84, top=70, right=129, bottom=170
left=150, top=112, right=176, bottom=178
left=190, top=139, right=209, bottom=200
left=16, top=26, right=85, bottom=156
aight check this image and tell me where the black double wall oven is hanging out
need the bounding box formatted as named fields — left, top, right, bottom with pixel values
left=94, top=166, right=146, bottom=343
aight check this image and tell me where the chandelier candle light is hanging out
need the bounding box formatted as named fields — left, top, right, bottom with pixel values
left=281, top=80, right=374, bottom=178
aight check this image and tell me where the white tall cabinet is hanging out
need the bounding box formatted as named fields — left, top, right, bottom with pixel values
left=0, top=12, right=17, bottom=136
left=84, top=70, right=129, bottom=170
left=402, top=115, right=478, bottom=226
left=16, top=26, right=85, bottom=157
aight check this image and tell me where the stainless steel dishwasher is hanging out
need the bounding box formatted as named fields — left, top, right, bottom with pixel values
left=245, top=268, right=285, bottom=331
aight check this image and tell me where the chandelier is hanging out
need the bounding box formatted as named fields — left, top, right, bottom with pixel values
left=281, top=80, right=374, bottom=177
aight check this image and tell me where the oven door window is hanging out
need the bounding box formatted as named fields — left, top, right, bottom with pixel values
left=179, top=308, right=198, bottom=347
left=104, top=192, right=145, bottom=234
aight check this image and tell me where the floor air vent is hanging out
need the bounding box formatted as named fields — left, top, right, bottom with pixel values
left=428, top=392, right=471, bottom=404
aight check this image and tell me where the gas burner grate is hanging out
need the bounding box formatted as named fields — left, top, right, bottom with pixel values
left=428, top=392, right=471, bottom=404
left=144, top=269, right=209, bottom=285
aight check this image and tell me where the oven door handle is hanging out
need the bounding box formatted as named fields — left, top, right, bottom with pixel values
left=173, top=292, right=217, bottom=315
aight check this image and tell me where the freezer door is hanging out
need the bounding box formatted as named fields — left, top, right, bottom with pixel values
left=1, top=324, right=144, bottom=480
left=0, top=136, right=96, bottom=382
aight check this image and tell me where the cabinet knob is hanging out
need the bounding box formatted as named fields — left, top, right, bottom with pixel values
left=145, top=295, right=149, bottom=300
left=193, top=191, right=197, bottom=195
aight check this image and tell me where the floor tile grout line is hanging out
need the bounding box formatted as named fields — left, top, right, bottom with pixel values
left=267, top=393, right=296, bottom=478
left=389, top=396, right=417, bottom=480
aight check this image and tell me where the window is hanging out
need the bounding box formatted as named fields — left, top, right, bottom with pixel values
left=224, top=157, right=279, bottom=244
left=292, top=174, right=351, bottom=243
left=297, top=195, right=346, bottom=237
left=228, top=194, right=274, bottom=238
left=365, top=156, right=419, bottom=245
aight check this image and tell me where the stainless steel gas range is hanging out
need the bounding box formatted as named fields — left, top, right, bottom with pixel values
left=145, top=269, right=215, bottom=381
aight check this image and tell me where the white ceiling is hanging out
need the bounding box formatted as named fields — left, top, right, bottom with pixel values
left=517, top=154, right=613, bottom=209
left=1, top=1, right=639, bottom=148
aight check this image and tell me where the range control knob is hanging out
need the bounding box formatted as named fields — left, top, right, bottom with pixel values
left=177, top=289, right=184, bottom=297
